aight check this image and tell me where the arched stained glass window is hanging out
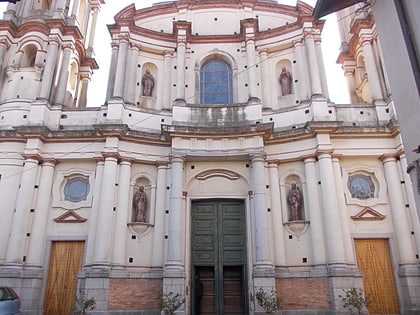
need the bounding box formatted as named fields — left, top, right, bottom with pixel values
left=200, top=59, right=233, bottom=104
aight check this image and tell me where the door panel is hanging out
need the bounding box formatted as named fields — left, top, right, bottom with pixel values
left=44, top=241, right=85, bottom=315
left=192, top=200, right=247, bottom=315
left=354, top=239, right=399, bottom=314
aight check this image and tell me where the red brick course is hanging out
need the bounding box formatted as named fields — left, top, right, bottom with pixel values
left=109, top=278, right=163, bottom=310
left=276, top=277, right=331, bottom=310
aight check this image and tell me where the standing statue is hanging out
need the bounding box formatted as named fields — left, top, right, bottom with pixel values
left=141, top=69, right=155, bottom=97
left=279, top=67, right=292, bottom=96
left=287, top=183, right=302, bottom=221
left=134, top=186, right=148, bottom=222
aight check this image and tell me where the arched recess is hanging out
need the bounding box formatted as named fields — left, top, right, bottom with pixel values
left=76, top=0, right=87, bottom=31
left=140, top=63, right=157, bottom=98
left=355, top=54, right=372, bottom=103
left=20, top=43, right=38, bottom=67
left=194, top=49, right=238, bottom=104
left=33, top=0, right=52, bottom=10
left=65, top=60, right=79, bottom=107
left=130, top=173, right=156, bottom=225
left=276, top=59, right=294, bottom=98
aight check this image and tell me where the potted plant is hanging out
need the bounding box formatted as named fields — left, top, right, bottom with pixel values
left=74, top=290, right=96, bottom=315
left=161, top=291, right=185, bottom=315
left=252, top=287, right=283, bottom=314
left=339, top=287, right=372, bottom=314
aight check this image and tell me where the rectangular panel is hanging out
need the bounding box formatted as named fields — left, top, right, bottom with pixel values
left=223, top=266, right=245, bottom=315
left=44, top=241, right=85, bottom=315
left=354, top=239, right=399, bottom=314
left=196, top=266, right=216, bottom=315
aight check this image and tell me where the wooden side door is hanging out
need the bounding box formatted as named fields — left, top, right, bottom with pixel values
left=354, top=239, right=399, bottom=314
left=44, top=241, right=85, bottom=315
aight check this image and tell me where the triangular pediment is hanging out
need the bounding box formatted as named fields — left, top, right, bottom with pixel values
left=54, top=210, right=87, bottom=223
left=351, top=207, right=386, bottom=221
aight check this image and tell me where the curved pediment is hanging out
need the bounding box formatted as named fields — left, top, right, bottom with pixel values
left=196, top=169, right=240, bottom=181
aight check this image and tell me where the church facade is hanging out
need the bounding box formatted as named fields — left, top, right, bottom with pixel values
left=0, top=0, right=419, bottom=314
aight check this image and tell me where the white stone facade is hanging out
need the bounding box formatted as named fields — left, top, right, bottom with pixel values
left=0, top=1, right=418, bottom=314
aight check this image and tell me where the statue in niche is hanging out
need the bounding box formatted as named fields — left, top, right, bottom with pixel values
left=134, top=186, right=148, bottom=222
left=141, top=69, right=155, bottom=97
left=279, top=66, right=292, bottom=96
left=287, top=183, right=302, bottom=221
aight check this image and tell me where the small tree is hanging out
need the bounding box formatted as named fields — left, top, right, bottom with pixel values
left=161, top=291, right=185, bottom=315
left=339, top=287, right=371, bottom=314
left=252, top=287, right=283, bottom=314
left=75, top=290, right=96, bottom=315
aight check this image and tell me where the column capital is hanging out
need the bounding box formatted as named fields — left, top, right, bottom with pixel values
left=266, top=159, right=279, bottom=166
left=102, top=152, right=121, bottom=160
left=156, top=161, right=170, bottom=168
left=293, top=38, right=304, bottom=47
left=0, top=39, right=10, bottom=49
left=259, top=48, right=268, bottom=56
left=170, top=154, right=185, bottom=163
left=40, top=158, right=58, bottom=166
left=250, top=153, right=266, bottom=162
left=303, top=155, right=317, bottom=163
left=380, top=153, right=398, bottom=162
left=118, top=34, right=130, bottom=44
left=119, top=156, right=134, bottom=164
left=163, top=50, right=173, bottom=57
left=315, top=149, right=333, bottom=158
left=21, top=153, right=42, bottom=162
left=331, top=153, right=343, bottom=161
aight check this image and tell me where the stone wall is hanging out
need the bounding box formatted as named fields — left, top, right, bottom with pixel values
left=276, top=277, right=331, bottom=310
left=108, top=278, right=163, bottom=311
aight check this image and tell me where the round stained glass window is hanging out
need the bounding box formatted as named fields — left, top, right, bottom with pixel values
left=64, top=177, right=90, bottom=202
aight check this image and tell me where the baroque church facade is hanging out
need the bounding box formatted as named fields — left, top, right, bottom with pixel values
left=0, top=0, right=419, bottom=314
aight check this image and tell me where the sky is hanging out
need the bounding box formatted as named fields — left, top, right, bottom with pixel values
left=1, top=1, right=350, bottom=105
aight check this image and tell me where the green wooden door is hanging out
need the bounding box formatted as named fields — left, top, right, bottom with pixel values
left=191, top=200, right=247, bottom=315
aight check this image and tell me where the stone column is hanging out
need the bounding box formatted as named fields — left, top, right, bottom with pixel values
left=259, top=50, right=271, bottom=109
left=175, top=38, right=186, bottom=101
left=162, top=51, right=172, bottom=109
left=55, top=43, right=73, bottom=105
left=20, top=0, right=32, bottom=18
left=26, top=159, right=57, bottom=268
left=5, top=155, right=40, bottom=268
left=152, top=162, right=168, bottom=267
left=246, top=38, right=258, bottom=100
left=112, top=158, right=132, bottom=269
left=382, top=155, right=417, bottom=263
left=315, top=36, right=329, bottom=98
left=39, top=38, right=60, bottom=101
left=360, top=36, right=383, bottom=101
left=125, top=45, right=139, bottom=105
left=0, top=40, right=10, bottom=89
left=304, top=31, right=322, bottom=95
left=113, top=37, right=129, bottom=99
left=71, top=0, right=80, bottom=17
left=165, top=155, right=184, bottom=270
left=92, top=152, right=119, bottom=268
left=267, top=161, right=286, bottom=266
left=332, top=156, right=355, bottom=264
left=399, top=154, right=420, bottom=256
left=86, top=5, right=99, bottom=52
left=52, top=0, right=67, bottom=18
left=317, top=151, right=346, bottom=265
left=85, top=158, right=104, bottom=266
left=76, top=72, right=90, bottom=108
left=343, top=65, right=358, bottom=103
left=294, top=40, right=309, bottom=101
left=106, top=42, right=119, bottom=101
left=251, top=154, right=272, bottom=268
left=303, top=157, right=327, bottom=266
